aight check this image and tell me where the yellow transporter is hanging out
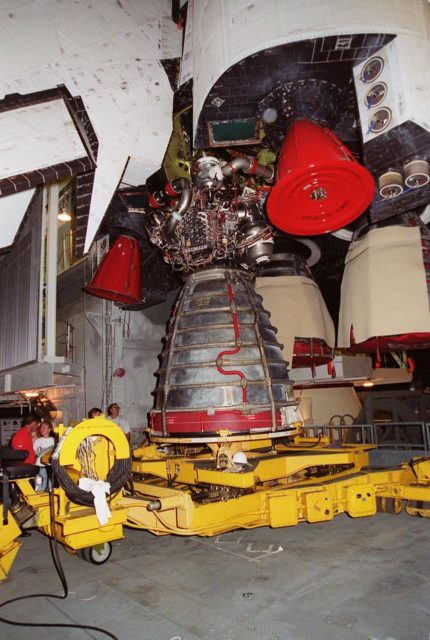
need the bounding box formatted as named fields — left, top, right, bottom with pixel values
left=119, top=267, right=430, bottom=536
left=0, top=417, right=131, bottom=579
left=123, top=434, right=430, bottom=536
left=2, top=417, right=430, bottom=581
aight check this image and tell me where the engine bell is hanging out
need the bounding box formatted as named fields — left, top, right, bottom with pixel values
left=150, top=267, right=302, bottom=440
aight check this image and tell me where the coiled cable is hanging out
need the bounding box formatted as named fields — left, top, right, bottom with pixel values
left=52, top=455, right=132, bottom=507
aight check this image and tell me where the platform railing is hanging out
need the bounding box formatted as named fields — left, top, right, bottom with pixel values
left=302, top=422, right=430, bottom=450
left=302, top=424, right=375, bottom=444
left=372, top=421, right=430, bottom=451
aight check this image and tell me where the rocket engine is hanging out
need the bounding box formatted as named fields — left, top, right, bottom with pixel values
left=142, top=156, right=303, bottom=442
left=255, top=239, right=335, bottom=371
left=150, top=267, right=302, bottom=441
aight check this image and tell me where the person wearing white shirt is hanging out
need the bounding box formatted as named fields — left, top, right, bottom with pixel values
left=107, top=403, right=131, bottom=441
left=33, top=420, right=55, bottom=491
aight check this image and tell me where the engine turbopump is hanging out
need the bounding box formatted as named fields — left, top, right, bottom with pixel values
left=144, top=155, right=275, bottom=272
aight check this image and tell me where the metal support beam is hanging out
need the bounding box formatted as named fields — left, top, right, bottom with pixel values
left=45, top=183, right=59, bottom=358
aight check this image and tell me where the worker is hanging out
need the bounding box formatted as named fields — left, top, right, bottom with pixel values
left=11, top=415, right=39, bottom=464
left=88, top=407, right=102, bottom=418
left=107, top=403, right=131, bottom=441
left=33, top=420, right=55, bottom=491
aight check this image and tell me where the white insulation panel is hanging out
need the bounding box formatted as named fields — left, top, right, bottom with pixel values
left=188, top=0, right=430, bottom=136
left=0, top=0, right=176, bottom=252
left=0, top=100, right=86, bottom=180
left=353, top=35, right=430, bottom=141
left=0, top=189, right=35, bottom=248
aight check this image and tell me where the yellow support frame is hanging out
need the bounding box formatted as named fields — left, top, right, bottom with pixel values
left=0, top=418, right=130, bottom=580
left=16, top=479, right=128, bottom=550
left=125, top=443, right=430, bottom=536
left=3, top=422, right=429, bottom=578
left=0, top=515, right=22, bottom=581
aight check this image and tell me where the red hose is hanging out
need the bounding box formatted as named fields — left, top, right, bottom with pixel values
left=216, top=283, right=248, bottom=403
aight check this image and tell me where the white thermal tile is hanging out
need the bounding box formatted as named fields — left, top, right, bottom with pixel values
left=0, top=189, right=36, bottom=248
left=0, top=101, right=86, bottom=179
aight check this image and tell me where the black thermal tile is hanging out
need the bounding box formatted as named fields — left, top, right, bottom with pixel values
left=328, top=50, right=343, bottom=62
left=194, top=34, right=395, bottom=149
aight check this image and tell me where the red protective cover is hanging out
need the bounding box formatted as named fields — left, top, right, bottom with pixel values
left=150, top=409, right=283, bottom=435
left=84, top=235, right=142, bottom=305
left=267, top=120, right=375, bottom=235
left=350, top=333, right=430, bottom=353
left=292, top=337, right=334, bottom=367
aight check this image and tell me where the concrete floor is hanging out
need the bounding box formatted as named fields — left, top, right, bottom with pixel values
left=0, top=514, right=430, bottom=640
left=1, top=512, right=429, bottom=640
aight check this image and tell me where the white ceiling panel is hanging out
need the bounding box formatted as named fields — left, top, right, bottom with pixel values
left=0, top=189, right=35, bottom=248
left=0, top=0, right=176, bottom=252
left=0, top=100, right=86, bottom=180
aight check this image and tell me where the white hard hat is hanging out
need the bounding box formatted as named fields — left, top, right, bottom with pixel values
left=232, top=451, right=248, bottom=465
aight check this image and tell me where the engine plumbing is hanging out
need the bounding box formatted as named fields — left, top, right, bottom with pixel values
left=144, top=155, right=275, bottom=272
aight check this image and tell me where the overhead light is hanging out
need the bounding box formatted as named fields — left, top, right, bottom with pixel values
left=57, top=208, right=72, bottom=222
left=23, top=390, right=40, bottom=397
left=362, top=381, right=374, bottom=387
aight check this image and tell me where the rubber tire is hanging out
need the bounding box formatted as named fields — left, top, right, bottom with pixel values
left=376, top=497, right=402, bottom=514
left=376, top=496, right=384, bottom=513
left=384, top=497, right=403, bottom=514
left=77, top=542, right=112, bottom=565
left=408, top=500, right=423, bottom=517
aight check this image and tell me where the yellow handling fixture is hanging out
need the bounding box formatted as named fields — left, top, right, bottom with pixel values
left=124, top=432, right=430, bottom=536
left=2, top=418, right=430, bottom=579
left=0, top=417, right=131, bottom=580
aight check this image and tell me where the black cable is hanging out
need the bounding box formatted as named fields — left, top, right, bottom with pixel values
left=52, top=456, right=131, bottom=507
left=0, top=484, right=120, bottom=639
left=409, top=457, right=428, bottom=468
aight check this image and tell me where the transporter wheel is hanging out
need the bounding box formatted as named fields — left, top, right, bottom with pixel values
left=406, top=500, right=424, bottom=517
left=385, top=497, right=403, bottom=514
left=377, top=497, right=403, bottom=514
left=77, top=542, right=112, bottom=565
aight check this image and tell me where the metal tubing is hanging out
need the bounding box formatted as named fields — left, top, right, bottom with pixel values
left=221, top=156, right=274, bottom=182
left=161, top=178, right=192, bottom=241
left=45, top=183, right=60, bottom=358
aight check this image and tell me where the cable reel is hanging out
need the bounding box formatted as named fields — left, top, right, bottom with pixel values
left=51, top=417, right=131, bottom=507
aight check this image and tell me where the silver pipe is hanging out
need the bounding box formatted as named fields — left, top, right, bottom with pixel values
left=221, top=156, right=274, bottom=182
left=162, top=178, right=192, bottom=241
left=147, top=500, right=161, bottom=511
